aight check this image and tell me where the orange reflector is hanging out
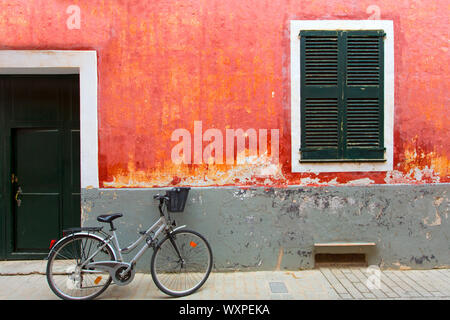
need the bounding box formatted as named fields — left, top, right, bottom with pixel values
left=49, top=239, right=56, bottom=249
left=94, top=276, right=102, bottom=285
left=190, top=241, right=197, bottom=248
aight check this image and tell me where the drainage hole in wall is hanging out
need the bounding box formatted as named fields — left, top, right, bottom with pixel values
left=315, top=254, right=367, bottom=268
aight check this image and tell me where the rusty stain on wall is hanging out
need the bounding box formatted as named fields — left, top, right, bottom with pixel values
left=0, top=0, right=448, bottom=187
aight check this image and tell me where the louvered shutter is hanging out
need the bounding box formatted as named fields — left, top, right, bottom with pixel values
left=300, top=31, right=341, bottom=160
left=344, top=30, right=385, bottom=160
left=300, top=30, right=385, bottom=161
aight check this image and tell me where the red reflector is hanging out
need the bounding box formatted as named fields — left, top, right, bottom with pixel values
left=49, top=239, right=56, bottom=249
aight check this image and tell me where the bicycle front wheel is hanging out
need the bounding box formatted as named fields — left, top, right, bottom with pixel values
left=151, top=229, right=213, bottom=297
left=46, top=234, right=115, bottom=300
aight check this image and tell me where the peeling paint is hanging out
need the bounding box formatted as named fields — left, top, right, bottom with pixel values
left=83, top=184, right=450, bottom=271
left=392, top=262, right=412, bottom=270
left=2, top=0, right=449, bottom=271
left=3, top=1, right=447, bottom=188
left=384, top=168, right=442, bottom=184
left=344, top=178, right=375, bottom=186
left=423, top=210, right=442, bottom=227
left=103, top=151, right=286, bottom=187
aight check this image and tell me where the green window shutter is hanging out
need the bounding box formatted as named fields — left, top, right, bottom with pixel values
left=344, top=30, right=385, bottom=160
left=300, top=30, right=385, bottom=161
left=300, top=30, right=341, bottom=160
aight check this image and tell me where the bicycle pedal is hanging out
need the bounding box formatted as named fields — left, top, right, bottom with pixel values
left=138, top=231, right=146, bottom=235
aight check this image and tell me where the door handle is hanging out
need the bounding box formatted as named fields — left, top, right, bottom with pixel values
left=15, top=186, right=22, bottom=207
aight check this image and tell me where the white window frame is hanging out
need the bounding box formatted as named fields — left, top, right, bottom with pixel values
left=290, top=20, right=394, bottom=173
left=0, top=50, right=99, bottom=188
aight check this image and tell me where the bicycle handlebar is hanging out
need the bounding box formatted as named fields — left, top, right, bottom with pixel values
left=153, top=194, right=170, bottom=217
left=153, top=194, right=169, bottom=201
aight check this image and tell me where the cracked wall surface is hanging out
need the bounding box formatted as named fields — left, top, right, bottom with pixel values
left=82, top=185, right=449, bottom=272
left=0, top=0, right=448, bottom=268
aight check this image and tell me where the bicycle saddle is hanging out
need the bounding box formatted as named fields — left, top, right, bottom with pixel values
left=97, top=213, right=123, bottom=223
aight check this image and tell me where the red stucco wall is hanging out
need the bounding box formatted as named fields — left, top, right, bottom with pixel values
left=1, top=0, right=448, bottom=187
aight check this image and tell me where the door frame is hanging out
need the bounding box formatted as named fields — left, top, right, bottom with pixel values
left=0, top=51, right=98, bottom=259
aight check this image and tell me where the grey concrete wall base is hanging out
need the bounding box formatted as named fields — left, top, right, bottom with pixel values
left=81, top=185, right=449, bottom=272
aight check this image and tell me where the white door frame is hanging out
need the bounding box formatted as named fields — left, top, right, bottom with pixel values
left=0, top=50, right=99, bottom=188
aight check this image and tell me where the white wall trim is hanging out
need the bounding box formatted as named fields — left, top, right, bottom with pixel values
left=0, top=50, right=99, bottom=188
left=290, top=20, right=394, bottom=173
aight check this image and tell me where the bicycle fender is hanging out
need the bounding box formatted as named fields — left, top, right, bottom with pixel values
left=171, top=225, right=187, bottom=233
left=46, top=237, right=69, bottom=259
left=46, top=232, right=118, bottom=261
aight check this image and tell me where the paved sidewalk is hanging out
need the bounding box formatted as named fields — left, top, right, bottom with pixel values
left=1, top=261, right=450, bottom=300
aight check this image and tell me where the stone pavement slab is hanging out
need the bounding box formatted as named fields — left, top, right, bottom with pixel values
left=0, top=261, right=449, bottom=300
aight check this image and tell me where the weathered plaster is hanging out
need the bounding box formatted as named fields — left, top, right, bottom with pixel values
left=2, top=1, right=447, bottom=188
left=82, top=184, right=449, bottom=272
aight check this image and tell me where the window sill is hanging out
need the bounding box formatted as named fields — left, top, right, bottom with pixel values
left=300, top=159, right=387, bottom=163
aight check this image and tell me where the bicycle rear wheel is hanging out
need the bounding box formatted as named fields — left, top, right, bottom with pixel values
left=151, top=229, right=213, bottom=297
left=46, top=234, right=115, bottom=300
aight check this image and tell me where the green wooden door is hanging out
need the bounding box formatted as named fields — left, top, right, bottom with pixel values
left=0, top=75, right=80, bottom=259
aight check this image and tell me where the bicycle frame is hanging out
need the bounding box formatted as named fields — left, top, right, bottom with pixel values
left=45, top=199, right=186, bottom=285
left=116, top=215, right=167, bottom=262
left=62, top=199, right=186, bottom=283
left=111, top=198, right=185, bottom=263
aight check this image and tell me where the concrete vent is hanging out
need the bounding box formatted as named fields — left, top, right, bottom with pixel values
left=314, top=253, right=367, bottom=268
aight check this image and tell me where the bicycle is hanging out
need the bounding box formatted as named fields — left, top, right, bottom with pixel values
left=46, top=187, right=213, bottom=300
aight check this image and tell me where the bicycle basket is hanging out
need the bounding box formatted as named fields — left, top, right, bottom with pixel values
left=165, top=187, right=191, bottom=212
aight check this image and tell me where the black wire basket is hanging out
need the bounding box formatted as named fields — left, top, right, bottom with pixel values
left=165, top=187, right=191, bottom=212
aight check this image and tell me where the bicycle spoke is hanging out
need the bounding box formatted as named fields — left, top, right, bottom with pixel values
left=47, top=235, right=115, bottom=300
left=152, top=230, right=212, bottom=297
